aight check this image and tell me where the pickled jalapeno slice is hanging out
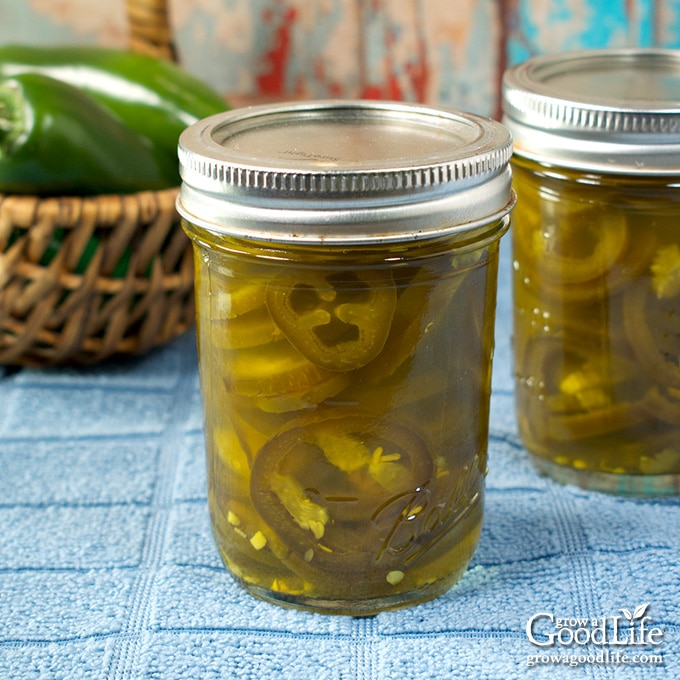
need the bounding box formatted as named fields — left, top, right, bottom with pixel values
left=515, top=192, right=628, bottom=284
left=211, top=308, right=282, bottom=350
left=223, top=340, right=349, bottom=412
left=250, top=413, right=433, bottom=574
left=623, top=275, right=680, bottom=390
left=511, top=164, right=642, bottom=304
left=266, top=270, right=397, bottom=371
left=651, top=243, right=680, bottom=299
left=519, top=337, right=650, bottom=441
left=639, top=386, right=680, bottom=425
left=206, top=275, right=281, bottom=351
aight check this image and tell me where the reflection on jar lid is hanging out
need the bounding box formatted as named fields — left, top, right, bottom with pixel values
left=502, top=48, right=680, bottom=174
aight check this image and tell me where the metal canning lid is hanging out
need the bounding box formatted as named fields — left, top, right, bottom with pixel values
left=177, top=99, right=514, bottom=243
left=502, top=48, right=680, bottom=174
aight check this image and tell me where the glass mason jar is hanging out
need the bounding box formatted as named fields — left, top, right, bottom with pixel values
left=503, top=49, right=680, bottom=496
left=177, top=100, right=514, bottom=615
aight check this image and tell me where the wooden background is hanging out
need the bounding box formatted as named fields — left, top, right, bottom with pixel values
left=2, top=0, right=680, bottom=118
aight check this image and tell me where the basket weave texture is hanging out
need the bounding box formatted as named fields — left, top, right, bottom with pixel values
left=0, top=0, right=195, bottom=366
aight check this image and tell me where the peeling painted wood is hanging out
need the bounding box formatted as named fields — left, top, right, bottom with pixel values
left=2, top=0, right=680, bottom=118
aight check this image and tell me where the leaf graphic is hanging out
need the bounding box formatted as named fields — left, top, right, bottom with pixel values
left=620, top=608, right=633, bottom=620
left=633, top=603, right=650, bottom=620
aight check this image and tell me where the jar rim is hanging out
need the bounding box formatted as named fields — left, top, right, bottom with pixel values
left=177, top=99, right=515, bottom=242
left=502, top=48, right=680, bottom=173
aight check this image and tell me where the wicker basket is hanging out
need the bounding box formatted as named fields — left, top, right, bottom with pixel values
left=0, top=0, right=196, bottom=366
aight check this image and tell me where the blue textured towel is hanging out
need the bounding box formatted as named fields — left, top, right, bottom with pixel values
left=1, top=242, right=678, bottom=679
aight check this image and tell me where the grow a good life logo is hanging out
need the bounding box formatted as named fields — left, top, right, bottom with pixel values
left=525, top=603, right=665, bottom=668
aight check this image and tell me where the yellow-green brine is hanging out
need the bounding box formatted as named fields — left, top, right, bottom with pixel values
left=503, top=49, right=680, bottom=495
left=177, top=100, right=514, bottom=614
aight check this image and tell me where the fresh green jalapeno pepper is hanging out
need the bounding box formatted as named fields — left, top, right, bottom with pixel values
left=0, top=44, right=228, bottom=183
left=0, top=73, right=177, bottom=195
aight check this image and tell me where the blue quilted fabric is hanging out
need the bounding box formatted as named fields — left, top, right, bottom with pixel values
left=1, top=241, right=678, bottom=679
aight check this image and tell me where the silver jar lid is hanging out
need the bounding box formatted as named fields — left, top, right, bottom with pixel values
left=502, top=48, right=680, bottom=174
left=177, top=100, right=514, bottom=243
